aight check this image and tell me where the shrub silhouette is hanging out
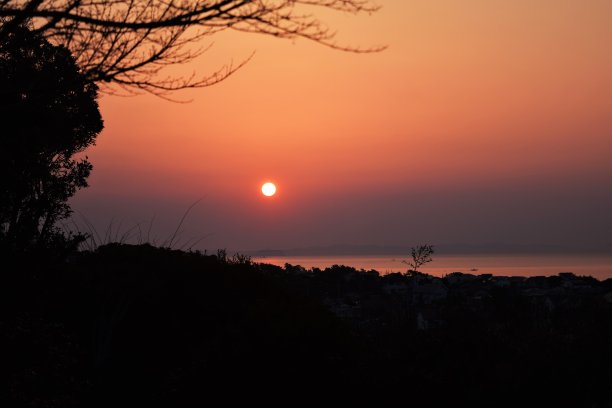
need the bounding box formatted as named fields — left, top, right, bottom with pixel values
left=403, top=244, right=435, bottom=273
left=0, top=24, right=103, bottom=252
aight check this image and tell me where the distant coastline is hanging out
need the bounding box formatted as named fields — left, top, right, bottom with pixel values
left=250, top=253, right=612, bottom=280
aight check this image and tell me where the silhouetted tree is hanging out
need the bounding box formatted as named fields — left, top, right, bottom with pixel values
left=0, top=24, right=103, bottom=251
left=0, top=1, right=383, bottom=97
left=403, top=244, right=434, bottom=273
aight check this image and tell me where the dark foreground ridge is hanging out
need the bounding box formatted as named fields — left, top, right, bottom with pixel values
left=2, top=244, right=611, bottom=406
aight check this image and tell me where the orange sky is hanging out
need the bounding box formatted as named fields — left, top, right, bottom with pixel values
left=72, top=1, right=612, bottom=252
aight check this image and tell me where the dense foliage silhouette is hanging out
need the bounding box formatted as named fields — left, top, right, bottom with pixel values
left=0, top=25, right=103, bottom=252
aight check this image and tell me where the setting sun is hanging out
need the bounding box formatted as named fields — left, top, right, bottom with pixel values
left=261, top=182, right=277, bottom=197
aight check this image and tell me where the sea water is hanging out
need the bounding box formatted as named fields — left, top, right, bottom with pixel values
left=254, top=254, right=612, bottom=279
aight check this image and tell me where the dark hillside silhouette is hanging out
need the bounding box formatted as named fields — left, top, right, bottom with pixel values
left=2, top=244, right=611, bottom=406
left=0, top=25, right=102, bottom=252
left=1, top=244, right=361, bottom=406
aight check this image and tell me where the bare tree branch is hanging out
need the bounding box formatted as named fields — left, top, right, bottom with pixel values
left=0, top=0, right=384, bottom=97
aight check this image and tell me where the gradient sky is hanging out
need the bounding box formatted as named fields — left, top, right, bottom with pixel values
left=71, top=0, right=612, bottom=252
